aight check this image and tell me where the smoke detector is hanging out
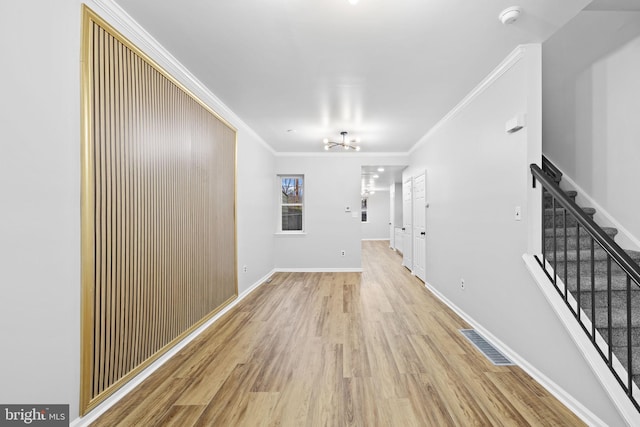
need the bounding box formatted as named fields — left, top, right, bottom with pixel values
left=499, top=6, right=522, bottom=25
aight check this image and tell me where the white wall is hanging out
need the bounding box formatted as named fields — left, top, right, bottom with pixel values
left=393, top=182, right=403, bottom=227
left=0, top=0, right=276, bottom=420
left=543, top=11, right=640, bottom=250
left=362, top=190, right=390, bottom=240
left=237, top=133, right=276, bottom=293
left=406, top=44, right=625, bottom=426
left=274, top=154, right=407, bottom=270
left=0, top=0, right=82, bottom=419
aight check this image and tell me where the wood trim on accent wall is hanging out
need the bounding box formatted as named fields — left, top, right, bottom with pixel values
left=80, top=5, right=238, bottom=414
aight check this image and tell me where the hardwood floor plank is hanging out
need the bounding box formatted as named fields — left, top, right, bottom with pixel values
left=153, top=405, right=205, bottom=427
left=90, top=240, right=587, bottom=426
left=193, top=363, right=262, bottom=426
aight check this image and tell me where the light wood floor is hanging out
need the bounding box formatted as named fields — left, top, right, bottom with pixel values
left=91, top=240, right=585, bottom=426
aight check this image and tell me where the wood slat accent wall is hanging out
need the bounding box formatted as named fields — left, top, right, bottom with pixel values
left=80, top=6, right=237, bottom=414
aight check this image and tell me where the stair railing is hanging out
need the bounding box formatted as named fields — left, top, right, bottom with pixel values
left=541, top=156, right=562, bottom=184
left=531, top=161, right=640, bottom=411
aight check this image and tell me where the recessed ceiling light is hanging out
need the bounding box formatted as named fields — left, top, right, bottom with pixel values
left=373, top=175, right=379, bottom=178
left=348, top=0, right=359, bottom=5
left=377, top=167, right=384, bottom=172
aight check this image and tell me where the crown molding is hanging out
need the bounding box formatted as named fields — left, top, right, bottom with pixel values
left=88, top=0, right=276, bottom=155
left=409, top=44, right=529, bottom=154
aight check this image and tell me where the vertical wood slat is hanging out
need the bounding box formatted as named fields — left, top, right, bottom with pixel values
left=81, top=6, right=238, bottom=414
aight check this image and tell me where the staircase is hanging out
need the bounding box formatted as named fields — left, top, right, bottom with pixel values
left=533, top=157, right=640, bottom=407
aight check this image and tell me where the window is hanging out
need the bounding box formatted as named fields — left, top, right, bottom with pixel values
left=361, top=197, right=368, bottom=222
left=279, top=175, right=304, bottom=232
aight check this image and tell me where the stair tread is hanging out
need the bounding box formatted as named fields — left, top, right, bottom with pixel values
left=545, top=248, right=640, bottom=263
left=544, top=190, right=578, bottom=197
left=561, top=271, right=635, bottom=292
left=544, top=226, right=618, bottom=237
left=544, top=206, right=596, bottom=215
left=591, top=300, right=640, bottom=328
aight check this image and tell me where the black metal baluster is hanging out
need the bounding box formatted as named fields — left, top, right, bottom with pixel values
left=591, top=237, right=596, bottom=342
left=627, top=275, right=633, bottom=395
left=542, top=188, right=547, bottom=267
left=576, top=223, right=581, bottom=320
left=564, top=208, right=568, bottom=302
left=608, top=256, right=613, bottom=366
left=553, top=197, right=557, bottom=289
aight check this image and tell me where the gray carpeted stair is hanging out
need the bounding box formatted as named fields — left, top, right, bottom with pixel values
left=544, top=226, right=618, bottom=251
left=542, top=166, right=640, bottom=388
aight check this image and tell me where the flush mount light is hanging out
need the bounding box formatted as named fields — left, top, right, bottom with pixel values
left=323, top=131, right=361, bottom=151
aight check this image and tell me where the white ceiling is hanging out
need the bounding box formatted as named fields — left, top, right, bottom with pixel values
left=115, top=0, right=591, bottom=153
left=361, top=165, right=406, bottom=193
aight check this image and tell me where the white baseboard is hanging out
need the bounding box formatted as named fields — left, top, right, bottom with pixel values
left=274, top=268, right=363, bottom=273
left=424, top=276, right=611, bottom=427
left=558, top=170, right=640, bottom=252
left=69, top=269, right=276, bottom=427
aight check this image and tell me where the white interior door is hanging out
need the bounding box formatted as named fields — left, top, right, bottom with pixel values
left=402, top=178, right=412, bottom=270
left=389, top=184, right=395, bottom=249
left=413, top=173, right=426, bottom=281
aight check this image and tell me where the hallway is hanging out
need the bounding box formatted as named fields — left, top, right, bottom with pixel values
left=91, top=240, right=584, bottom=426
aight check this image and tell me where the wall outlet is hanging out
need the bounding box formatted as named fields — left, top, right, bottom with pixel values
left=242, top=265, right=248, bottom=273
left=340, top=250, right=346, bottom=257
left=461, top=278, right=465, bottom=290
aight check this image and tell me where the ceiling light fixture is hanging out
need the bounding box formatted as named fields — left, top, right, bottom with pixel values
left=348, top=0, right=359, bottom=5
left=323, top=131, right=361, bottom=151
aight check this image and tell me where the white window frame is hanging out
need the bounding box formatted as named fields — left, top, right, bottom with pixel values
left=278, top=175, right=305, bottom=233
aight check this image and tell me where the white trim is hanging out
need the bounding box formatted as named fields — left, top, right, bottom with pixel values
left=523, top=254, right=640, bottom=427
left=361, top=238, right=389, bottom=241
left=555, top=168, right=640, bottom=252
left=274, top=268, right=363, bottom=273
left=409, top=45, right=527, bottom=154
left=89, top=0, right=275, bottom=155
left=69, top=269, right=276, bottom=427
left=424, top=276, right=612, bottom=427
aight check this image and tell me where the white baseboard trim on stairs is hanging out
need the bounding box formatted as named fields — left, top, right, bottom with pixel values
left=424, top=274, right=611, bottom=427
left=523, top=254, right=640, bottom=427
left=557, top=170, right=640, bottom=252
left=69, top=269, right=276, bottom=427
